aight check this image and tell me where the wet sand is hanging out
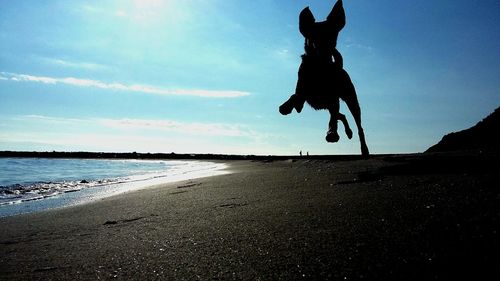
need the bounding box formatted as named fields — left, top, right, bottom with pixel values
left=0, top=153, right=498, bottom=280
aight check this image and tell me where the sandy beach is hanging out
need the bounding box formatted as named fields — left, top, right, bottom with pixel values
left=0, top=152, right=498, bottom=280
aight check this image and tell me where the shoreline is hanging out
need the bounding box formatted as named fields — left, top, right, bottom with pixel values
left=0, top=150, right=395, bottom=161
left=1, top=153, right=498, bottom=280
left=0, top=160, right=230, bottom=218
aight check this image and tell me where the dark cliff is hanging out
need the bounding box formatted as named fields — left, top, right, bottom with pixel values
left=426, top=107, right=500, bottom=153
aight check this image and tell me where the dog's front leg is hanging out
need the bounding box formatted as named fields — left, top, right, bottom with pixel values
left=279, top=94, right=304, bottom=115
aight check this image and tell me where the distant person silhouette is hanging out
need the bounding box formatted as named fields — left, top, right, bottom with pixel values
left=279, top=0, right=369, bottom=156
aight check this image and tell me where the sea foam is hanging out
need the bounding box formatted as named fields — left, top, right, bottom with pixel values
left=0, top=158, right=228, bottom=217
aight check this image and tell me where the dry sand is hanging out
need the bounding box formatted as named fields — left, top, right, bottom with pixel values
left=0, top=153, right=498, bottom=280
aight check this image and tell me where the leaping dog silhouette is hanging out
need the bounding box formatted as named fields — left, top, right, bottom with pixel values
left=279, top=0, right=369, bottom=156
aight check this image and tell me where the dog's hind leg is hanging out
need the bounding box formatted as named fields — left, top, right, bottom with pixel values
left=337, top=112, right=353, bottom=139
left=343, top=87, right=369, bottom=157
left=326, top=101, right=341, bottom=143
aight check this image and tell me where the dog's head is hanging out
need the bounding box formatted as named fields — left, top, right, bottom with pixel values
left=299, top=0, right=345, bottom=52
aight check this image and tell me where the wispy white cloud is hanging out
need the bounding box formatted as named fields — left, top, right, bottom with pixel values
left=270, top=46, right=298, bottom=69
left=114, top=10, right=127, bottom=17
left=275, top=49, right=291, bottom=59
left=16, top=115, right=86, bottom=125
left=0, top=131, right=281, bottom=155
left=17, top=115, right=256, bottom=138
left=41, top=57, right=108, bottom=70
left=80, top=4, right=100, bottom=13
left=97, top=118, right=253, bottom=137
left=344, top=43, right=374, bottom=53
left=3, top=115, right=286, bottom=155
left=0, top=72, right=250, bottom=98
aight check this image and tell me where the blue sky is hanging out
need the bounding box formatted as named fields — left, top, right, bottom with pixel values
left=1, top=0, right=499, bottom=155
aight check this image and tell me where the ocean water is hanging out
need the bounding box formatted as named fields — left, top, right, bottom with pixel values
left=0, top=157, right=228, bottom=217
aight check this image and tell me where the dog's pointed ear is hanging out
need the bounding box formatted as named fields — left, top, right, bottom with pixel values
left=327, top=0, right=346, bottom=32
left=299, top=7, right=315, bottom=38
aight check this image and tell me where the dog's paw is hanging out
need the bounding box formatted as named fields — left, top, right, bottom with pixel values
left=295, top=102, right=304, bottom=113
left=345, top=128, right=353, bottom=139
left=279, top=103, right=293, bottom=115
left=326, top=130, right=340, bottom=143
